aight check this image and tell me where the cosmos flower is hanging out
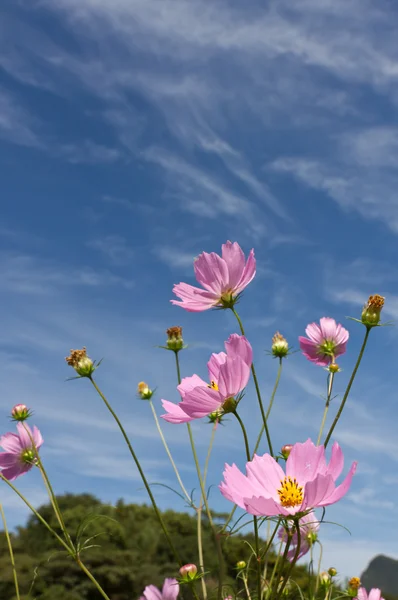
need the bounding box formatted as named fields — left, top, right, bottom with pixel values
left=0, top=422, right=43, bottom=481
left=171, top=241, right=256, bottom=312
left=356, top=589, right=385, bottom=600
left=161, top=334, right=252, bottom=423
left=140, top=579, right=179, bottom=600
left=299, top=318, right=349, bottom=366
left=278, top=510, right=320, bottom=561
left=220, top=439, right=356, bottom=517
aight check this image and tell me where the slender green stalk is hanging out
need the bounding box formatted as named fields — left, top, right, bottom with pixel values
left=233, top=411, right=262, bottom=600
left=241, top=571, right=252, bottom=600
left=316, top=371, right=335, bottom=446
left=76, top=558, right=112, bottom=600
left=262, top=520, right=280, bottom=599
left=148, top=399, right=191, bottom=504
left=314, top=541, right=324, bottom=596
left=267, top=538, right=284, bottom=599
left=0, top=503, right=20, bottom=600
left=253, top=358, right=283, bottom=456
left=89, top=376, right=181, bottom=565
left=231, top=308, right=274, bottom=457
left=276, top=520, right=301, bottom=600
left=173, top=351, right=224, bottom=600
left=324, top=328, right=371, bottom=448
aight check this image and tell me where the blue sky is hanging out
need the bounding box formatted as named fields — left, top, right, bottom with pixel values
left=1, top=0, right=398, bottom=584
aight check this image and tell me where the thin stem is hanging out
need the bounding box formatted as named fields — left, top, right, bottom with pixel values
left=241, top=571, right=252, bottom=600
left=233, top=411, right=261, bottom=600
left=148, top=399, right=191, bottom=504
left=268, top=539, right=284, bottom=599
left=0, top=503, right=20, bottom=600
left=253, top=358, right=283, bottom=456
left=76, top=558, right=112, bottom=600
left=324, top=328, right=371, bottom=448
left=316, top=372, right=335, bottom=446
left=89, top=377, right=181, bottom=566
left=276, top=520, right=301, bottom=600
left=314, top=541, right=324, bottom=596
left=231, top=308, right=274, bottom=457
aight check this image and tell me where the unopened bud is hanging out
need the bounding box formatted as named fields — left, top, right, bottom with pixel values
left=319, top=572, right=331, bottom=586
left=65, top=347, right=96, bottom=377
left=328, top=567, right=337, bottom=577
left=271, top=332, right=289, bottom=358
left=328, top=363, right=340, bottom=374
left=137, top=382, right=154, bottom=400
left=11, top=404, right=31, bottom=422
left=281, top=444, right=293, bottom=459
left=236, top=561, right=246, bottom=570
left=179, top=564, right=197, bottom=581
left=361, top=294, right=385, bottom=327
left=348, top=577, right=361, bottom=590
left=166, top=326, right=184, bottom=351
left=208, top=409, right=223, bottom=424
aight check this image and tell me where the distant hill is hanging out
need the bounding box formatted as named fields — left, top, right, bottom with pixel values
left=361, top=555, right=398, bottom=598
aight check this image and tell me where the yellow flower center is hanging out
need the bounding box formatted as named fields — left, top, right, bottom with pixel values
left=277, top=477, right=303, bottom=508
left=208, top=380, right=219, bottom=391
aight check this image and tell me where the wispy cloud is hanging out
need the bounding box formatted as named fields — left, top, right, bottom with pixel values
left=0, top=88, right=43, bottom=148
left=86, top=235, right=135, bottom=266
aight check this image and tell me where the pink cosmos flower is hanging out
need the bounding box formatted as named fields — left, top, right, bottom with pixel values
left=0, top=422, right=43, bottom=481
left=356, top=590, right=385, bottom=600
left=171, top=241, right=256, bottom=312
left=278, top=510, right=320, bottom=561
left=220, top=439, right=356, bottom=517
left=161, top=334, right=252, bottom=423
left=140, top=578, right=179, bottom=600
left=299, top=318, right=349, bottom=366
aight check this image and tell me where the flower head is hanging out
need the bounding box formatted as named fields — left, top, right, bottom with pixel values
left=140, top=578, right=179, bottom=600
left=271, top=332, right=290, bottom=359
left=281, top=444, right=293, bottom=460
left=220, top=439, right=356, bottom=517
left=161, top=334, right=252, bottom=423
left=0, top=423, right=43, bottom=481
left=299, top=318, right=349, bottom=366
left=236, top=560, right=247, bottom=570
left=172, top=241, right=256, bottom=312
left=11, top=404, right=32, bottom=422
left=166, top=326, right=185, bottom=352
left=179, top=564, right=198, bottom=582
left=278, top=511, right=320, bottom=561
left=137, top=382, right=154, bottom=400
left=361, top=295, right=385, bottom=327
left=349, top=578, right=362, bottom=590
left=355, top=589, right=385, bottom=600
left=65, top=347, right=96, bottom=377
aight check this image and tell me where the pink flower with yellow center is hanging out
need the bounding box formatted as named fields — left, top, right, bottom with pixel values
left=278, top=510, right=320, bottom=561
left=299, top=317, right=349, bottom=366
left=220, top=439, right=356, bottom=517
left=161, top=334, right=252, bottom=423
left=0, top=422, right=43, bottom=481
left=171, top=241, right=256, bottom=312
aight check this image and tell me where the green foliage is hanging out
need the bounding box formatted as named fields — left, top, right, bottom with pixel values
left=0, top=494, right=316, bottom=599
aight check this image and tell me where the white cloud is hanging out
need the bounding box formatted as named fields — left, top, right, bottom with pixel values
left=0, top=88, right=43, bottom=148
left=60, top=140, right=122, bottom=164
left=86, top=235, right=135, bottom=266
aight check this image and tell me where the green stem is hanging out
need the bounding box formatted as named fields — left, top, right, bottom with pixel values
left=242, top=571, right=252, bottom=600
left=0, top=503, right=20, bottom=600
left=316, top=371, right=335, bottom=446
left=231, top=308, right=274, bottom=457
left=314, top=541, right=324, bottom=596
left=148, top=399, right=191, bottom=504
left=253, top=358, right=283, bottom=456
left=276, top=520, right=301, bottom=600
left=268, top=538, right=284, bottom=598
left=89, top=376, right=181, bottom=566
left=233, top=411, right=261, bottom=600
left=173, top=351, right=224, bottom=600
left=76, top=558, right=112, bottom=600
left=323, top=328, right=371, bottom=448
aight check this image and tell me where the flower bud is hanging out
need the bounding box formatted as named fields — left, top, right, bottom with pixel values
left=319, top=572, right=331, bottom=586
left=328, top=363, right=340, bottom=374
left=65, top=347, right=96, bottom=377
left=281, top=444, right=293, bottom=459
left=166, top=326, right=184, bottom=352
left=11, top=404, right=31, bottom=422
left=361, top=294, right=385, bottom=327
left=236, top=560, right=246, bottom=570
left=137, top=382, right=154, bottom=400
left=208, top=409, right=223, bottom=424
left=179, top=564, right=197, bottom=581
left=271, top=332, right=289, bottom=358
left=328, top=567, right=337, bottom=577
left=348, top=577, right=361, bottom=590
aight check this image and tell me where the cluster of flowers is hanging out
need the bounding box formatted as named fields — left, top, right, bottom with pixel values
left=0, top=241, right=387, bottom=600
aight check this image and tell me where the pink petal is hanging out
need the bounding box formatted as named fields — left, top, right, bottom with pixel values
left=0, top=453, right=21, bottom=468
left=235, top=249, right=256, bottom=294
left=1, top=462, right=30, bottom=481
left=368, top=590, right=382, bottom=600
left=16, top=422, right=33, bottom=449
left=32, top=426, right=44, bottom=450
left=162, top=578, right=180, bottom=600
left=217, top=356, right=250, bottom=398
left=305, top=322, right=323, bottom=344
left=160, top=400, right=194, bottom=424
left=0, top=432, right=22, bottom=453
left=171, top=282, right=219, bottom=312
left=334, top=341, right=348, bottom=358
left=321, top=461, right=357, bottom=505
left=243, top=495, right=289, bottom=517
left=224, top=334, right=253, bottom=367
left=246, top=454, right=285, bottom=501
left=219, top=463, right=262, bottom=509
left=286, top=538, right=311, bottom=562
left=180, top=386, right=222, bottom=418
left=142, top=585, right=163, bottom=600
left=335, top=323, right=349, bottom=345
left=319, top=317, right=339, bottom=341
left=325, top=442, right=344, bottom=481
left=286, top=439, right=327, bottom=485
left=194, top=251, right=229, bottom=295
left=177, top=374, right=208, bottom=399
left=221, top=241, right=246, bottom=290
left=357, top=589, right=369, bottom=600
left=302, top=474, right=335, bottom=510
left=207, top=352, right=227, bottom=384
